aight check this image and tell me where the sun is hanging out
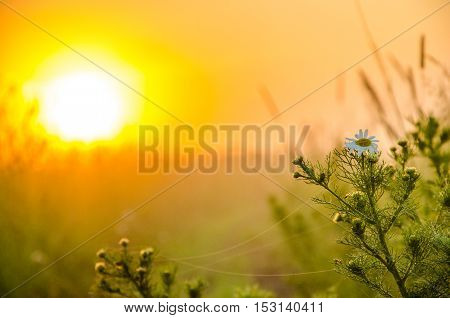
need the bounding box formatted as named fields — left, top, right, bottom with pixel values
left=40, top=71, right=125, bottom=142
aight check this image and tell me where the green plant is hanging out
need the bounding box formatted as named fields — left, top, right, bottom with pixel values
left=291, top=118, right=449, bottom=297
left=185, top=279, right=207, bottom=298
left=90, top=238, right=206, bottom=298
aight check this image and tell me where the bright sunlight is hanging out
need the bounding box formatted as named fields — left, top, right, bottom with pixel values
left=40, top=71, right=124, bottom=142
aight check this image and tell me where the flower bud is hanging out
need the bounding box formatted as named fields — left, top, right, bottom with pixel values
left=332, top=213, right=343, bottom=223
left=119, top=238, right=130, bottom=248
left=115, top=262, right=124, bottom=271
left=318, top=172, right=326, bottom=183
left=186, top=280, right=205, bottom=298
left=397, top=139, right=407, bottom=147
left=404, top=167, right=419, bottom=181
left=440, top=128, right=449, bottom=143
left=407, top=235, right=420, bottom=255
left=385, top=165, right=395, bottom=176
left=95, top=262, right=106, bottom=274
left=333, top=258, right=343, bottom=265
left=417, top=139, right=426, bottom=151
left=347, top=260, right=364, bottom=276
left=99, top=278, right=108, bottom=288
left=426, top=116, right=439, bottom=137
left=367, top=153, right=379, bottom=163
left=347, top=191, right=366, bottom=210
left=292, top=157, right=304, bottom=166
left=96, top=249, right=107, bottom=259
left=441, top=189, right=450, bottom=208
left=161, top=270, right=174, bottom=286
left=352, top=218, right=365, bottom=236
left=140, top=247, right=154, bottom=261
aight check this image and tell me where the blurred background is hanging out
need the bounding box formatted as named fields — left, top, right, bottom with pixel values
left=0, top=0, right=449, bottom=297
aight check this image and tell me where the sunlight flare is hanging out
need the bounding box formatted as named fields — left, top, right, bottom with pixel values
left=40, top=71, right=125, bottom=142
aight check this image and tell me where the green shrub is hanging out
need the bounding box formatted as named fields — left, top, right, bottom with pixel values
left=90, top=238, right=206, bottom=298
left=292, top=116, right=449, bottom=297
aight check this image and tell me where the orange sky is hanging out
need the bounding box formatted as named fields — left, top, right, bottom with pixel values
left=0, top=0, right=449, bottom=146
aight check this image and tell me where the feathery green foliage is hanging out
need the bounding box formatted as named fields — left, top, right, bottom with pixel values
left=292, top=116, right=449, bottom=297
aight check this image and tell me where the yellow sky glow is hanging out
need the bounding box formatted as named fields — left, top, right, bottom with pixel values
left=1, top=0, right=449, bottom=148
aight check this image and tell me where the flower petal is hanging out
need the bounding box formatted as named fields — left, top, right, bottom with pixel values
left=368, top=144, right=379, bottom=154
left=346, top=141, right=358, bottom=150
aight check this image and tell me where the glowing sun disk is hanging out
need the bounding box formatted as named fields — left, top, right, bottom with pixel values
left=41, top=72, right=124, bottom=142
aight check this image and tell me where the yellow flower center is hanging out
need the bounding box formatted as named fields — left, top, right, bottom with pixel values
left=355, top=138, right=372, bottom=147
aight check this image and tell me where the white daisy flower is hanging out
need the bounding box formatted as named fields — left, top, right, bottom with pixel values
left=345, top=129, right=379, bottom=155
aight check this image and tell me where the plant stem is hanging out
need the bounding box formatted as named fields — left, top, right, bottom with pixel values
left=376, top=227, right=408, bottom=297
left=366, top=173, right=409, bottom=297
